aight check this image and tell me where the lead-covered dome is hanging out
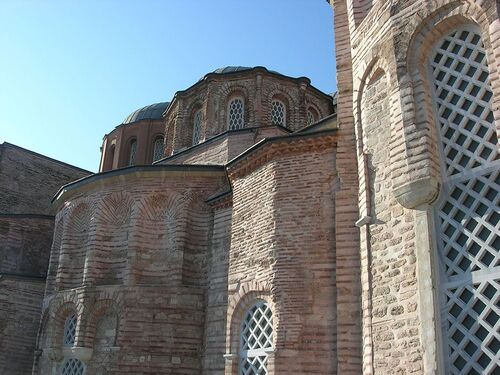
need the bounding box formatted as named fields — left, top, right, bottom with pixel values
left=122, top=102, right=170, bottom=125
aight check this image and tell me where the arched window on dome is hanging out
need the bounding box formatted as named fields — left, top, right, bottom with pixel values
left=228, top=97, right=245, bottom=130
left=192, top=109, right=202, bottom=145
left=63, top=313, right=77, bottom=347
left=271, top=99, right=286, bottom=127
left=61, top=358, right=85, bottom=375
left=128, top=138, right=137, bottom=166
left=307, top=107, right=319, bottom=126
left=239, top=301, right=273, bottom=374
left=152, top=136, right=165, bottom=162
left=429, top=25, right=499, bottom=374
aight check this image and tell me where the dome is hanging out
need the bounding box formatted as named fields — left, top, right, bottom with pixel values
left=122, top=102, right=170, bottom=125
left=212, top=66, right=252, bottom=74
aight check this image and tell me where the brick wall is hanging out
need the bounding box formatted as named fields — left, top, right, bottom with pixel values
left=225, top=137, right=338, bottom=374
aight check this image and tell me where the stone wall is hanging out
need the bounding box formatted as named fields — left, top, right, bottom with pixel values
left=334, top=0, right=500, bottom=373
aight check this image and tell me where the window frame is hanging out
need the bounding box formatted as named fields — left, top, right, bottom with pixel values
left=227, top=96, right=245, bottom=130
left=270, top=99, right=287, bottom=127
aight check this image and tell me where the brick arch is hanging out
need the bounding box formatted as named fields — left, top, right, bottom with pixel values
left=225, top=280, right=273, bottom=354
left=48, top=298, right=81, bottom=348
left=394, top=3, right=500, bottom=208
left=265, top=88, right=297, bottom=129
left=218, top=83, right=253, bottom=131
left=96, top=192, right=134, bottom=226
left=81, top=298, right=122, bottom=348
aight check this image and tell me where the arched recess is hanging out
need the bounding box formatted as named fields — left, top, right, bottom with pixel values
left=225, top=282, right=275, bottom=375
left=181, top=194, right=211, bottom=286
left=355, top=56, right=406, bottom=375
left=392, top=1, right=499, bottom=208
left=132, top=191, right=187, bottom=284
left=92, top=192, right=134, bottom=286
left=151, top=134, right=165, bottom=162
left=46, top=215, right=64, bottom=294
left=103, top=144, right=115, bottom=171
left=218, top=84, right=252, bottom=131
left=185, top=101, right=204, bottom=147
left=81, top=298, right=122, bottom=373
left=265, top=88, right=297, bottom=130
left=57, top=202, right=94, bottom=290
left=403, top=5, right=500, bottom=374
left=49, top=300, right=80, bottom=349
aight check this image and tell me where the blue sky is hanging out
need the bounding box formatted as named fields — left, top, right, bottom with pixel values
left=0, top=0, right=335, bottom=172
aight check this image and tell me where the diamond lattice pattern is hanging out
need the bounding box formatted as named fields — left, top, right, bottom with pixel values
left=431, top=28, right=499, bottom=176
left=240, top=301, right=273, bottom=375
left=271, top=100, right=286, bottom=127
left=193, top=110, right=202, bottom=145
left=229, top=98, right=244, bottom=130
left=153, top=138, right=164, bottom=162
left=431, top=26, right=500, bottom=375
left=307, top=110, right=315, bottom=126
left=63, top=314, right=77, bottom=347
left=61, top=358, right=85, bottom=375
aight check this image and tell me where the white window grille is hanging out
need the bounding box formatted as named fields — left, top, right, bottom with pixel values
left=271, top=100, right=286, bottom=127
left=239, top=301, right=273, bottom=375
left=307, top=109, right=317, bottom=126
left=228, top=97, right=245, bottom=130
left=152, top=137, right=164, bottom=162
left=61, top=358, right=85, bottom=375
left=128, top=139, right=137, bottom=166
left=63, top=313, right=77, bottom=347
left=193, top=110, right=202, bottom=145
left=430, top=26, right=500, bottom=375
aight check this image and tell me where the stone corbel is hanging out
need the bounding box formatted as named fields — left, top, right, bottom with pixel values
left=62, top=346, right=93, bottom=361
left=393, top=176, right=440, bottom=209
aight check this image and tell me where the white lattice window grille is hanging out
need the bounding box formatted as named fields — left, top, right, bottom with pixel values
left=228, top=97, right=245, bottom=130
left=307, top=108, right=317, bottom=126
left=192, top=110, right=202, bottom=145
left=63, top=313, right=77, bottom=347
left=271, top=100, right=286, bottom=127
left=430, top=26, right=500, bottom=375
left=128, top=139, right=137, bottom=166
left=239, top=301, right=273, bottom=375
left=61, top=358, right=85, bottom=375
left=152, top=137, right=164, bottom=162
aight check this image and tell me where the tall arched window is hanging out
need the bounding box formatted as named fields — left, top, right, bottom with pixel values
left=63, top=313, right=77, bottom=347
left=239, top=301, right=273, bottom=375
left=61, top=358, right=85, bottom=375
left=152, top=136, right=165, bottom=162
left=193, top=109, right=202, bottom=145
left=430, top=25, right=499, bottom=374
left=228, top=97, right=245, bottom=130
left=128, top=139, right=137, bottom=166
left=271, top=99, right=286, bottom=127
left=307, top=107, right=319, bottom=126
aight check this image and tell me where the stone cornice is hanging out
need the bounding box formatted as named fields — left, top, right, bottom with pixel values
left=226, top=130, right=337, bottom=180
left=52, top=164, right=226, bottom=209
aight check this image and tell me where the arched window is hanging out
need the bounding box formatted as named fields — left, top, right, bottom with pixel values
left=63, top=313, right=77, bottom=347
left=193, top=109, right=202, bottom=145
left=107, top=145, right=115, bottom=170
left=239, top=301, right=273, bottom=374
left=271, top=99, right=286, bottom=127
left=152, top=136, right=164, bottom=162
left=128, top=139, right=137, bottom=166
left=61, top=358, right=85, bottom=375
left=307, top=107, right=318, bottom=126
left=228, top=97, right=245, bottom=130
left=430, top=26, right=499, bottom=374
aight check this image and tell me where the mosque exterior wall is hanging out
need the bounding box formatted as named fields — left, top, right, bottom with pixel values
left=332, top=0, right=500, bottom=373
